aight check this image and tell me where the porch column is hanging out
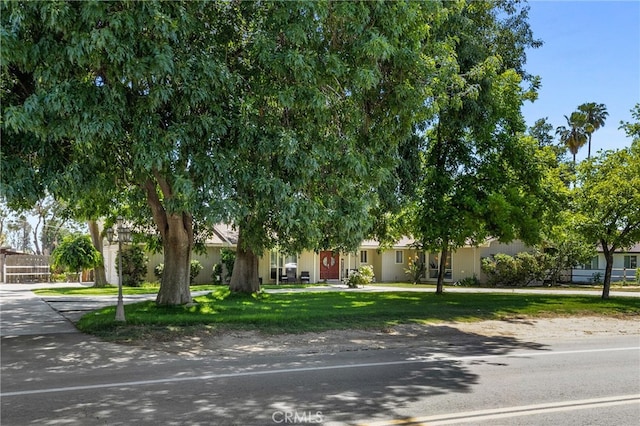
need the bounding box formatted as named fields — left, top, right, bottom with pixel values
left=313, top=252, right=317, bottom=284
left=473, top=247, right=477, bottom=276
left=275, top=248, right=279, bottom=285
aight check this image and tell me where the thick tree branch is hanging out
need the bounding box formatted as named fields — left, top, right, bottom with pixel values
left=152, top=169, right=173, bottom=200
left=143, top=178, right=168, bottom=239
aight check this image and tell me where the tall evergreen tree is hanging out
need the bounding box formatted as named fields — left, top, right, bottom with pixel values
left=577, top=102, right=608, bottom=159
left=556, top=112, right=588, bottom=165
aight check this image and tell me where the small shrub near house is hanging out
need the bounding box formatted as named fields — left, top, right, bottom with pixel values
left=590, top=272, right=603, bottom=285
left=481, top=251, right=550, bottom=287
left=154, top=259, right=203, bottom=285
left=346, top=265, right=375, bottom=288
left=116, top=246, right=148, bottom=287
left=220, top=248, right=236, bottom=284
left=189, top=260, right=203, bottom=284
left=481, top=254, right=518, bottom=286
left=455, top=275, right=481, bottom=287
left=405, top=255, right=425, bottom=285
left=212, top=263, right=223, bottom=285
left=153, top=263, right=164, bottom=281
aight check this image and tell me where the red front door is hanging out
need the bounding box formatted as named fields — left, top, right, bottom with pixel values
left=319, top=251, right=340, bottom=280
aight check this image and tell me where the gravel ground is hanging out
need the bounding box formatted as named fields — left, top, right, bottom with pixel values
left=134, top=316, right=640, bottom=358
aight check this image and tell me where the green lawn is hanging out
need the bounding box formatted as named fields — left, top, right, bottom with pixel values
left=33, top=283, right=321, bottom=296
left=76, top=287, right=640, bottom=341
left=369, top=282, right=640, bottom=291
left=34, top=283, right=162, bottom=296
left=34, top=282, right=639, bottom=297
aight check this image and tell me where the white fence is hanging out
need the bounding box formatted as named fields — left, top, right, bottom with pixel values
left=572, top=268, right=637, bottom=284
left=1, top=254, right=51, bottom=283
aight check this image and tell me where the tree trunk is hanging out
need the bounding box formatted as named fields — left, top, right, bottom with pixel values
left=144, top=176, right=193, bottom=306
left=32, top=221, right=41, bottom=255
left=601, top=242, right=614, bottom=299
left=436, top=244, right=448, bottom=295
left=156, top=213, right=193, bottom=306
left=87, top=220, right=109, bottom=287
left=229, top=227, right=261, bottom=293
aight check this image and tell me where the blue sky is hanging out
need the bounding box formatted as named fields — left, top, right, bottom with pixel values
left=521, top=0, right=640, bottom=160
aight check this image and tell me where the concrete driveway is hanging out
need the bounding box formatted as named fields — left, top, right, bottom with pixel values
left=0, top=283, right=82, bottom=336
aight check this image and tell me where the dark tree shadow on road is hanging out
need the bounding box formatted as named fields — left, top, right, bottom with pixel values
left=2, top=326, right=549, bottom=425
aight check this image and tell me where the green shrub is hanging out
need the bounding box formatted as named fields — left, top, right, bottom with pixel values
left=456, top=275, right=481, bottom=287
left=220, top=248, right=236, bottom=284
left=636, top=268, right=640, bottom=284
left=190, top=260, right=203, bottom=284
left=481, top=254, right=519, bottom=286
left=50, top=273, right=67, bottom=283
left=590, top=272, right=603, bottom=285
left=153, top=260, right=202, bottom=284
left=481, top=251, right=549, bottom=287
left=212, top=263, right=223, bottom=285
left=115, top=246, right=148, bottom=287
left=346, top=265, right=375, bottom=288
left=51, top=234, right=102, bottom=282
left=515, top=252, right=550, bottom=285
left=404, top=255, right=425, bottom=285
left=153, top=263, right=164, bottom=281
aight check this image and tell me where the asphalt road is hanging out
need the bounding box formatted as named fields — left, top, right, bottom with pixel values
left=1, top=284, right=639, bottom=425
left=2, top=331, right=639, bottom=425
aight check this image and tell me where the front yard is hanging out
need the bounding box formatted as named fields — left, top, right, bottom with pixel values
left=70, top=287, right=640, bottom=343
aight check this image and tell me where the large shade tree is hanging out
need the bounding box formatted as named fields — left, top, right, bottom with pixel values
left=2, top=1, right=450, bottom=302
left=2, top=1, right=237, bottom=305
left=528, top=117, right=570, bottom=161
left=407, top=0, right=554, bottom=294
left=573, top=105, right=640, bottom=299
left=224, top=1, right=449, bottom=292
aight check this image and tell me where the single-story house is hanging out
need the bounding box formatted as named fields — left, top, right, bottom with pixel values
left=571, top=243, right=639, bottom=283
left=104, top=225, right=533, bottom=285
left=259, top=237, right=532, bottom=285
left=103, top=225, right=639, bottom=286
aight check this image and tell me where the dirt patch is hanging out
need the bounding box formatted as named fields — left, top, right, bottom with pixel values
left=449, top=316, right=639, bottom=339
left=134, top=316, right=639, bottom=358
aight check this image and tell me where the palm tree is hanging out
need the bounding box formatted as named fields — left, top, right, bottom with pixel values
left=556, top=111, right=588, bottom=165
left=577, top=102, right=608, bottom=159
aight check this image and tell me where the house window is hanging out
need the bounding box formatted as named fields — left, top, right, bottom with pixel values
left=395, top=251, right=404, bottom=264
left=582, top=256, right=599, bottom=270
left=270, top=252, right=298, bottom=280
left=429, top=252, right=452, bottom=279
left=270, top=251, right=278, bottom=279
left=624, top=255, right=637, bottom=269
left=360, top=250, right=368, bottom=264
